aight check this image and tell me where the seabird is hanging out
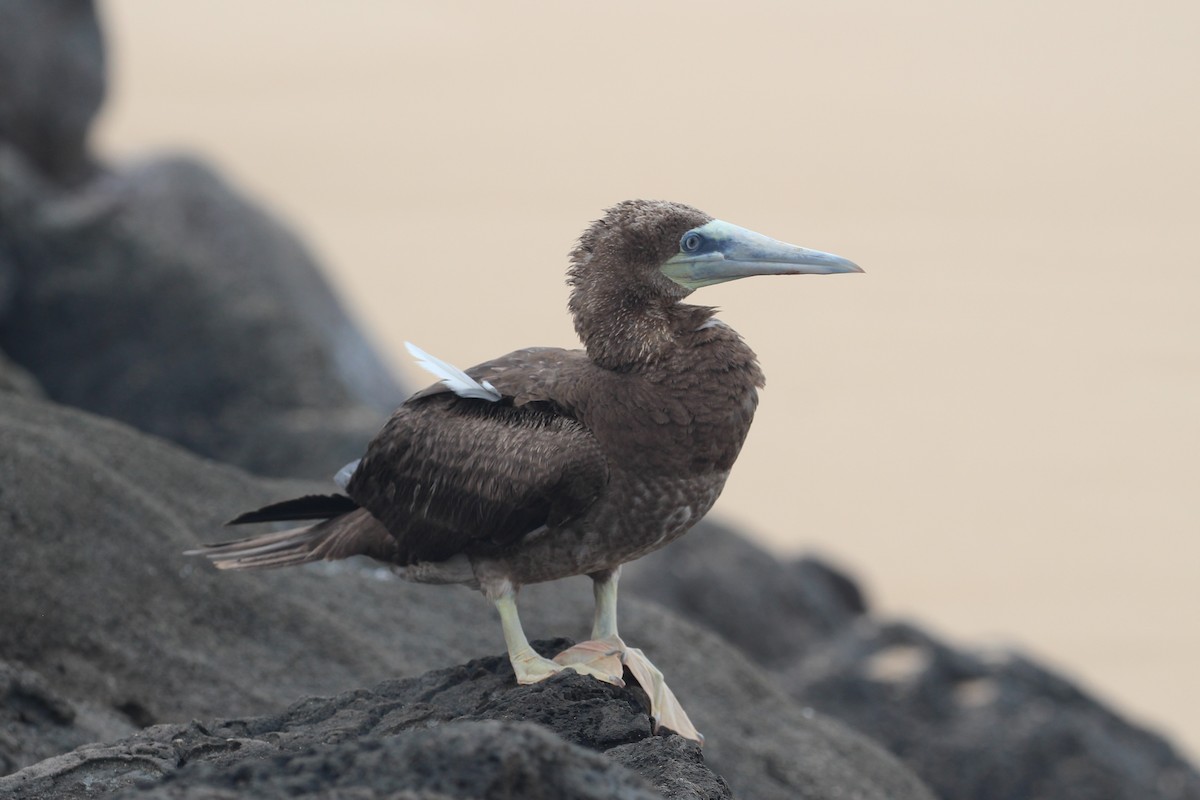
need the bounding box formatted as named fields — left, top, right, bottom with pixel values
left=189, top=200, right=861, bottom=742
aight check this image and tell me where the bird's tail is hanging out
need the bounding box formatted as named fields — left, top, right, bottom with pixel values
left=186, top=493, right=383, bottom=571
left=185, top=520, right=338, bottom=570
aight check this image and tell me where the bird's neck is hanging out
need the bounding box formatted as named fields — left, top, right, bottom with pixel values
left=573, top=300, right=722, bottom=372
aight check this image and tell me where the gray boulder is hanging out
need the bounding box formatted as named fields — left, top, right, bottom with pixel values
left=0, top=146, right=404, bottom=478
left=626, top=518, right=1200, bottom=799
left=781, top=620, right=1200, bottom=800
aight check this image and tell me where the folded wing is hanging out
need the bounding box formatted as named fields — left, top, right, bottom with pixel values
left=347, top=347, right=608, bottom=565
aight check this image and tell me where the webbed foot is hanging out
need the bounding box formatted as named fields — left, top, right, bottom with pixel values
left=510, top=646, right=624, bottom=686
left=553, top=635, right=703, bottom=744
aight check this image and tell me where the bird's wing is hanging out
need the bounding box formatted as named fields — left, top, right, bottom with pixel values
left=348, top=348, right=607, bottom=565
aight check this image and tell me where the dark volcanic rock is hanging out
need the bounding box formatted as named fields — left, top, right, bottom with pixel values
left=608, top=736, right=731, bottom=800
left=0, top=647, right=723, bottom=800
left=0, top=0, right=105, bottom=185
left=0, top=392, right=936, bottom=800
left=148, top=721, right=664, bottom=800
left=782, top=620, right=1200, bottom=800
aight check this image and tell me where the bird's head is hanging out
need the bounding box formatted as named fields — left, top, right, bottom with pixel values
left=568, top=200, right=861, bottom=367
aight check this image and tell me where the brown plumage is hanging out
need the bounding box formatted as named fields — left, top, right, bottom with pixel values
left=190, top=199, right=861, bottom=741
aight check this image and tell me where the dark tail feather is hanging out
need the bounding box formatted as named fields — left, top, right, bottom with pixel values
left=226, top=493, right=360, bottom=525
left=186, top=509, right=395, bottom=571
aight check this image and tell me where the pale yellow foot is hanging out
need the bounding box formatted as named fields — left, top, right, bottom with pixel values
left=554, top=635, right=703, bottom=744
left=510, top=646, right=623, bottom=686
left=552, top=639, right=626, bottom=686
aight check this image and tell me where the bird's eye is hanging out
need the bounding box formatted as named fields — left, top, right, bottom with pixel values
left=681, top=232, right=703, bottom=252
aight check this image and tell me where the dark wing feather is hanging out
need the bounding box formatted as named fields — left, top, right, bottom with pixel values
left=349, top=349, right=606, bottom=565
left=227, top=494, right=359, bottom=525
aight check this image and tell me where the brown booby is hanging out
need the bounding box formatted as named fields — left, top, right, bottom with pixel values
left=189, top=200, right=861, bottom=742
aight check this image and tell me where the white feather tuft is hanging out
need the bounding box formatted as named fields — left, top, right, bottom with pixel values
left=405, top=342, right=502, bottom=402
left=333, top=459, right=360, bottom=490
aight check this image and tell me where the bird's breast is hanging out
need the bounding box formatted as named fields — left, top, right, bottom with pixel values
left=474, top=470, right=728, bottom=586
left=580, top=366, right=760, bottom=477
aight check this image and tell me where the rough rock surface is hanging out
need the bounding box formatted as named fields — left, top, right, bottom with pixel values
left=1, top=644, right=726, bottom=800
left=0, top=392, right=936, bottom=800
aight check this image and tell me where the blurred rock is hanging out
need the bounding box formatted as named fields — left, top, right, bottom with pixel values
left=0, top=392, right=935, bottom=800
left=0, top=349, right=41, bottom=397
left=0, top=147, right=404, bottom=478
left=0, top=658, right=134, bottom=777
left=781, top=620, right=1200, bottom=800
left=623, top=520, right=866, bottom=668
left=0, top=244, right=15, bottom=319
left=0, top=0, right=105, bottom=185
left=0, top=0, right=406, bottom=479
left=619, top=511, right=1200, bottom=799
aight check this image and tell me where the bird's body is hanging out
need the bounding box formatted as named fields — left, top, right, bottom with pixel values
left=364, top=322, right=761, bottom=585
left=191, top=200, right=860, bottom=742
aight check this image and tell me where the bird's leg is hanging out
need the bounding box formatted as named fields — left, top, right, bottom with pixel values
left=552, top=567, right=703, bottom=744
left=551, top=566, right=625, bottom=677
left=489, top=580, right=622, bottom=686
left=590, top=564, right=620, bottom=639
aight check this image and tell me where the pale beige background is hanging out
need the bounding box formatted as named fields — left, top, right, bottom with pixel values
left=97, top=1, right=1199, bottom=757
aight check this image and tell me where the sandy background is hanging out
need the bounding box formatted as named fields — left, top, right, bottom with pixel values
left=95, top=1, right=1198, bottom=757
